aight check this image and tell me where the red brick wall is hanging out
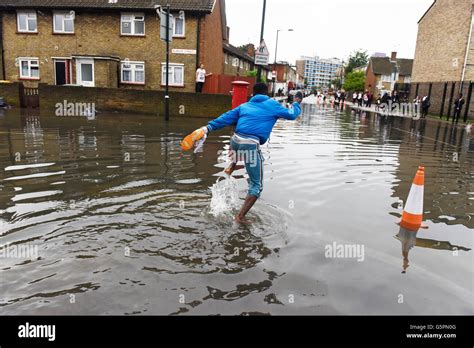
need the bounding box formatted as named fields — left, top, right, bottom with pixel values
left=365, top=62, right=377, bottom=94
left=200, top=0, right=225, bottom=76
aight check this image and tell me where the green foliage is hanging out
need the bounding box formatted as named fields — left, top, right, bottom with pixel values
left=345, top=50, right=369, bottom=75
left=331, top=78, right=342, bottom=89
left=246, top=69, right=258, bottom=77
left=343, top=71, right=366, bottom=92
left=247, top=69, right=267, bottom=83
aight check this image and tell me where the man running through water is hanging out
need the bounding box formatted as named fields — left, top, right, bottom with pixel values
left=186, top=83, right=303, bottom=224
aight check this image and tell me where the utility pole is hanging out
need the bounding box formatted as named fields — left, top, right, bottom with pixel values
left=256, top=0, right=266, bottom=83
left=165, top=4, right=170, bottom=121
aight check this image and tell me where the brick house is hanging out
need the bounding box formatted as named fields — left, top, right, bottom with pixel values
left=223, top=43, right=254, bottom=76
left=0, top=0, right=223, bottom=92
left=365, top=52, right=413, bottom=96
left=412, top=0, right=474, bottom=83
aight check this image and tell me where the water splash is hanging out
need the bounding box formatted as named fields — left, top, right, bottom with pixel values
left=209, top=177, right=240, bottom=217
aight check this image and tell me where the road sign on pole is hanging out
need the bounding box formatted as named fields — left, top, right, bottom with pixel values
left=255, top=39, right=269, bottom=66
left=160, top=10, right=173, bottom=42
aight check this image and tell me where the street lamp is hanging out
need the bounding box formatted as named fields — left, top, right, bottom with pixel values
left=273, top=28, right=293, bottom=97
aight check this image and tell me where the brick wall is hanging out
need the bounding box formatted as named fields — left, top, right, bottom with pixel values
left=408, top=81, right=473, bottom=120
left=412, top=0, right=472, bottom=82
left=223, top=54, right=253, bottom=76
left=0, top=82, right=21, bottom=107
left=39, top=84, right=231, bottom=118
left=1, top=9, right=202, bottom=92
left=199, top=0, right=225, bottom=75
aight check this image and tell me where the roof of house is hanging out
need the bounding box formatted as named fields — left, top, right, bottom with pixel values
left=418, top=0, right=436, bottom=23
left=223, top=43, right=254, bottom=63
left=370, top=57, right=413, bottom=76
left=0, top=0, right=216, bottom=13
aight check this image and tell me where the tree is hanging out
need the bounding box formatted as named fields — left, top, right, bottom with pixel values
left=331, top=78, right=342, bottom=89
left=246, top=69, right=258, bottom=77
left=345, top=50, right=369, bottom=75
left=343, top=71, right=366, bottom=92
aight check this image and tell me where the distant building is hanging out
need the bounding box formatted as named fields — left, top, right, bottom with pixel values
left=223, top=43, right=254, bottom=76
left=365, top=52, right=413, bottom=96
left=299, top=56, right=342, bottom=89
left=412, top=0, right=474, bottom=83
left=268, top=62, right=297, bottom=94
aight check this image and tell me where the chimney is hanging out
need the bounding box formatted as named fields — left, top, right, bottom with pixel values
left=246, top=44, right=255, bottom=57
left=390, top=52, right=397, bottom=62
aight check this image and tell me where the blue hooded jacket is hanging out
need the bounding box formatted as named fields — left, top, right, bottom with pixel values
left=206, top=95, right=301, bottom=145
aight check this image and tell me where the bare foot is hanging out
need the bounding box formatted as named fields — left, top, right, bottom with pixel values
left=235, top=215, right=252, bottom=225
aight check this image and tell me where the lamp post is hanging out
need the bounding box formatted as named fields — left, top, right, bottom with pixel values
left=256, top=0, right=267, bottom=83
left=273, top=28, right=293, bottom=97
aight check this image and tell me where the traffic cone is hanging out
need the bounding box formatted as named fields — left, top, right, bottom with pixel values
left=400, top=166, right=425, bottom=231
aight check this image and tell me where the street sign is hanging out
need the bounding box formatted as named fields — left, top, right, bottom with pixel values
left=160, top=11, right=173, bottom=42
left=255, top=39, right=269, bottom=66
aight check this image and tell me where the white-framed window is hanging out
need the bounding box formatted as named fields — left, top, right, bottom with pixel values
left=121, top=61, right=145, bottom=84
left=381, top=74, right=391, bottom=82
left=161, top=63, right=184, bottom=87
left=53, top=11, right=75, bottom=33
left=225, top=54, right=228, bottom=65
left=404, top=75, right=411, bottom=83
left=121, top=13, right=145, bottom=36
left=173, top=11, right=185, bottom=37
left=232, top=57, right=239, bottom=67
left=17, top=11, right=37, bottom=33
left=239, top=60, right=244, bottom=69
left=18, top=57, right=40, bottom=79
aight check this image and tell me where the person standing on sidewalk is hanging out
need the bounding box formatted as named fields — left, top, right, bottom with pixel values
left=195, top=64, right=212, bottom=93
left=453, top=94, right=465, bottom=123
left=421, top=95, right=431, bottom=118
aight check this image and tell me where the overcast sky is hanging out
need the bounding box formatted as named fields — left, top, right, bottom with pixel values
left=226, top=0, right=434, bottom=64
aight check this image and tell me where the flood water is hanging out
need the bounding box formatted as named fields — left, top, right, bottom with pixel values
left=0, top=104, right=472, bottom=315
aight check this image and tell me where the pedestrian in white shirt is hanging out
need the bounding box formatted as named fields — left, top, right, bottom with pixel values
left=195, top=64, right=212, bottom=93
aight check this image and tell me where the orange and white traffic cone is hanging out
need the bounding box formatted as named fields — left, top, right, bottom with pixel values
left=400, top=166, right=425, bottom=231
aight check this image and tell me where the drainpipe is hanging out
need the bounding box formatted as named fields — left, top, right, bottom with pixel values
left=461, top=11, right=474, bottom=85
left=196, top=16, right=201, bottom=71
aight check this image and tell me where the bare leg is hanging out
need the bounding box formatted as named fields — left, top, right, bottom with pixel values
left=235, top=195, right=258, bottom=224
left=224, top=163, right=244, bottom=176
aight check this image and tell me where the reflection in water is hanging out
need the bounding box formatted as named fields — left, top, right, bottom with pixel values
left=395, top=227, right=471, bottom=274
left=0, top=106, right=472, bottom=315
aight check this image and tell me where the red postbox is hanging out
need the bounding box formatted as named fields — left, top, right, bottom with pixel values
left=231, top=81, right=250, bottom=109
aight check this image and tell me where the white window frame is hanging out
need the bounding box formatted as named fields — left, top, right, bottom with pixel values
left=381, top=74, right=392, bottom=82
left=121, top=12, right=145, bottom=36
left=18, top=57, right=40, bottom=79
left=161, top=63, right=184, bottom=87
left=239, top=60, right=244, bottom=69
left=121, top=61, right=145, bottom=85
left=232, top=57, right=239, bottom=67
left=17, top=11, right=37, bottom=33
left=173, top=11, right=185, bottom=37
left=224, top=54, right=228, bottom=65
left=53, top=11, right=75, bottom=34
left=76, top=58, right=95, bottom=87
